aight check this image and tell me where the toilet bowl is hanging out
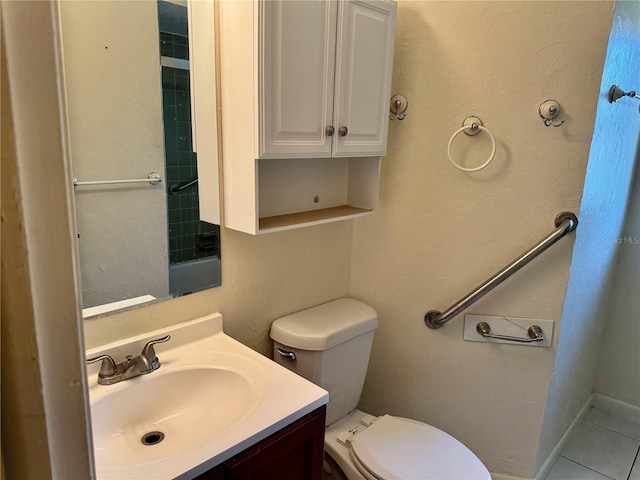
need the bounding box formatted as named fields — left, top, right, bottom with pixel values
left=323, top=409, right=489, bottom=480
left=270, top=298, right=490, bottom=480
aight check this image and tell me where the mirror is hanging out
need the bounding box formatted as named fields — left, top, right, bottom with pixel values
left=60, top=0, right=221, bottom=319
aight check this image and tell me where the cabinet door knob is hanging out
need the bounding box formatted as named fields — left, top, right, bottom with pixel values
left=339, top=126, right=349, bottom=137
left=326, top=126, right=335, bottom=137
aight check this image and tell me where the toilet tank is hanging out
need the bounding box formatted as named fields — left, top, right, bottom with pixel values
left=270, top=298, right=378, bottom=426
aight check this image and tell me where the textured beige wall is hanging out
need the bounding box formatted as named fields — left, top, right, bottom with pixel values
left=81, top=2, right=618, bottom=479
left=10, top=0, right=622, bottom=478
left=84, top=223, right=353, bottom=355
left=350, top=1, right=613, bottom=478
left=60, top=1, right=169, bottom=308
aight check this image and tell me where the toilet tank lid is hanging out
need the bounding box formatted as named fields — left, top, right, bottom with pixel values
left=270, top=298, right=378, bottom=351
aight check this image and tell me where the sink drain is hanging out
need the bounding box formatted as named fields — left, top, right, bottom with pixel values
left=141, top=431, right=165, bottom=446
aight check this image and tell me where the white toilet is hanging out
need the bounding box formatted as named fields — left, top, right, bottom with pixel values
left=270, top=298, right=491, bottom=480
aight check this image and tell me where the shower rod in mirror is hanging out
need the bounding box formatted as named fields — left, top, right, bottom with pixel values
left=73, top=172, right=162, bottom=187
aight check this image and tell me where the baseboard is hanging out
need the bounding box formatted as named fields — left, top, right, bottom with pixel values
left=592, top=393, right=640, bottom=422
left=533, top=393, right=594, bottom=480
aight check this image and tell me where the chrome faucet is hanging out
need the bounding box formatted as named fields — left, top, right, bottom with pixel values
left=87, top=335, right=171, bottom=385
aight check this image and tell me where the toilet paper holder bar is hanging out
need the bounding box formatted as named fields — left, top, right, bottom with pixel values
left=476, top=322, right=544, bottom=343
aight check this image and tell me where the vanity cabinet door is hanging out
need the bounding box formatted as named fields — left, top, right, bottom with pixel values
left=193, top=406, right=326, bottom=480
left=195, top=464, right=225, bottom=480
left=332, top=0, right=396, bottom=157
left=259, top=1, right=337, bottom=159
left=227, top=407, right=326, bottom=480
left=226, top=406, right=326, bottom=480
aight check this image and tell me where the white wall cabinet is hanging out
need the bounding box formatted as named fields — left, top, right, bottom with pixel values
left=220, top=0, right=396, bottom=234
left=260, top=0, right=396, bottom=159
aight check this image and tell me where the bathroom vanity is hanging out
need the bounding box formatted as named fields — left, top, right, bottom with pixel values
left=85, top=314, right=328, bottom=479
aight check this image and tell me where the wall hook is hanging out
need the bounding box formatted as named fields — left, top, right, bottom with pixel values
left=538, top=100, right=565, bottom=127
left=389, top=94, right=408, bottom=121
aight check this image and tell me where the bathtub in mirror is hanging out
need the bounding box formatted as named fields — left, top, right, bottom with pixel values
left=60, top=0, right=220, bottom=319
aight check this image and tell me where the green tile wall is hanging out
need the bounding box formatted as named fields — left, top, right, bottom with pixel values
left=160, top=35, right=219, bottom=265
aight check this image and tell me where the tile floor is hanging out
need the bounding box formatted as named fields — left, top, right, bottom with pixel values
left=546, top=406, right=640, bottom=480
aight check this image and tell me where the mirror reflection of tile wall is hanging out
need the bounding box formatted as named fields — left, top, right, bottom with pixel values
left=159, top=21, right=219, bottom=265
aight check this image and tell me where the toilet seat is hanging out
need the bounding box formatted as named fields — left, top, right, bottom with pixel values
left=342, top=415, right=490, bottom=480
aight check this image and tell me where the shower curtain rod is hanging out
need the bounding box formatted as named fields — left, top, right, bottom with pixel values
left=73, top=172, right=162, bottom=187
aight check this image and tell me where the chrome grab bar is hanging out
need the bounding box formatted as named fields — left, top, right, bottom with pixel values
left=425, top=211, right=578, bottom=329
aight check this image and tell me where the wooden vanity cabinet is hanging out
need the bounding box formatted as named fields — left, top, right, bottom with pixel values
left=195, top=465, right=225, bottom=480
left=194, top=406, right=326, bottom=480
left=218, top=0, right=396, bottom=234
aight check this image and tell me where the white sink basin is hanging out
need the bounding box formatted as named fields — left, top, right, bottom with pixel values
left=86, top=314, right=328, bottom=479
left=92, top=365, right=260, bottom=466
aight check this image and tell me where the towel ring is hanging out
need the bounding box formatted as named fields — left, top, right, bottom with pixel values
left=447, top=120, right=496, bottom=172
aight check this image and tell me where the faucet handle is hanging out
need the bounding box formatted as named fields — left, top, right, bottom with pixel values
left=86, top=354, right=117, bottom=378
left=141, top=335, right=171, bottom=369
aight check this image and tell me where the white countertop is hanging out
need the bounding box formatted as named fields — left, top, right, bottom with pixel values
left=86, top=313, right=328, bottom=479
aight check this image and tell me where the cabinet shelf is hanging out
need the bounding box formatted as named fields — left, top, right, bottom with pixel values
left=259, top=205, right=373, bottom=233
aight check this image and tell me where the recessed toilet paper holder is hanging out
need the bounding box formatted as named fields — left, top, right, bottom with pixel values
left=476, top=322, right=544, bottom=343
